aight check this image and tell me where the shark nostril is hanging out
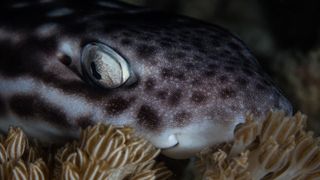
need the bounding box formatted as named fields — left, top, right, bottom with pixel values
left=90, top=62, right=102, bottom=80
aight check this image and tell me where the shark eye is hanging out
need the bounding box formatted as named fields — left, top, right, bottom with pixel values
left=81, top=42, right=131, bottom=89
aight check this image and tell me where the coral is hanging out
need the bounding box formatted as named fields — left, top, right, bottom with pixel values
left=54, top=123, right=172, bottom=180
left=2, top=112, right=320, bottom=179
left=0, top=127, right=48, bottom=179
left=0, top=124, right=172, bottom=180
left=196, top=111, right=320, bottom=179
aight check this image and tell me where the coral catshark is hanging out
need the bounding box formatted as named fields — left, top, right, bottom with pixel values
left=0, top=0, right=292, bottom=158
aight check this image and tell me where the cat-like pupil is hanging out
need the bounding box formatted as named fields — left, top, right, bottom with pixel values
left=90, top=62, right=102, bottom=80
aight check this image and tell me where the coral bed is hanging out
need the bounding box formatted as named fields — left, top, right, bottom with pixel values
left=0, top=124, right=172, bottom=179
left=1, top=111, right=320, bottom=179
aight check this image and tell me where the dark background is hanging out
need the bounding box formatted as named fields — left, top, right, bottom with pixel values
left=123, top=0, right=320, bottom=134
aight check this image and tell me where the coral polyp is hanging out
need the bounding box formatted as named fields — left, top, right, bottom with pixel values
left=196, top=111, right=320, bottom=179
left=0, top=124, right=172, bottom=180
left=2, top=112, right=320, bottom=179
left=0, top=127, right=48, bottom=180
left=55, top=124, right=172, bottom=179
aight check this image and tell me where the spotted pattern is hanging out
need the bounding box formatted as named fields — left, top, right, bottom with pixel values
left=106, top=97, right=135, bottom=115
left=0, top=0, right=292, bottom=158
left=136, top=44, right=157, bottom=59
left=144, top=78, right=155, bottom=91
left=137, top=105, right=161, bottom=131
left=168, top=90, right=182, bottom=106
left=220, top=88, right=237, bottom=99
left=191, top=91, right=206, bottom=104
left=156, top=90, right=169, bottom=100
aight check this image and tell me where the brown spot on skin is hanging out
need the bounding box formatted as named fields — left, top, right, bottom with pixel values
left=0, top=95, right=6, bottom=116
left=136, top=44, right=156, bottom=59
left=191, top=91, right=206, bottom=104
left=174, top=111, right=191, bottom=127
left=106, top=97, right=134, bottom=115
left=76, top=116, right=94, bottom=128
left=9, top=94, right=70, bottom=127
left=220, top=88, right=236, bottom=99
left=168, top=90, right=182, bottom=106
left=144, top=78, right=155, bottom=91
left=156, top=90, right=168, bottom=100
left=58, top=54, right=72, bottom=66
left=137, top=105, right=161, bottom=130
